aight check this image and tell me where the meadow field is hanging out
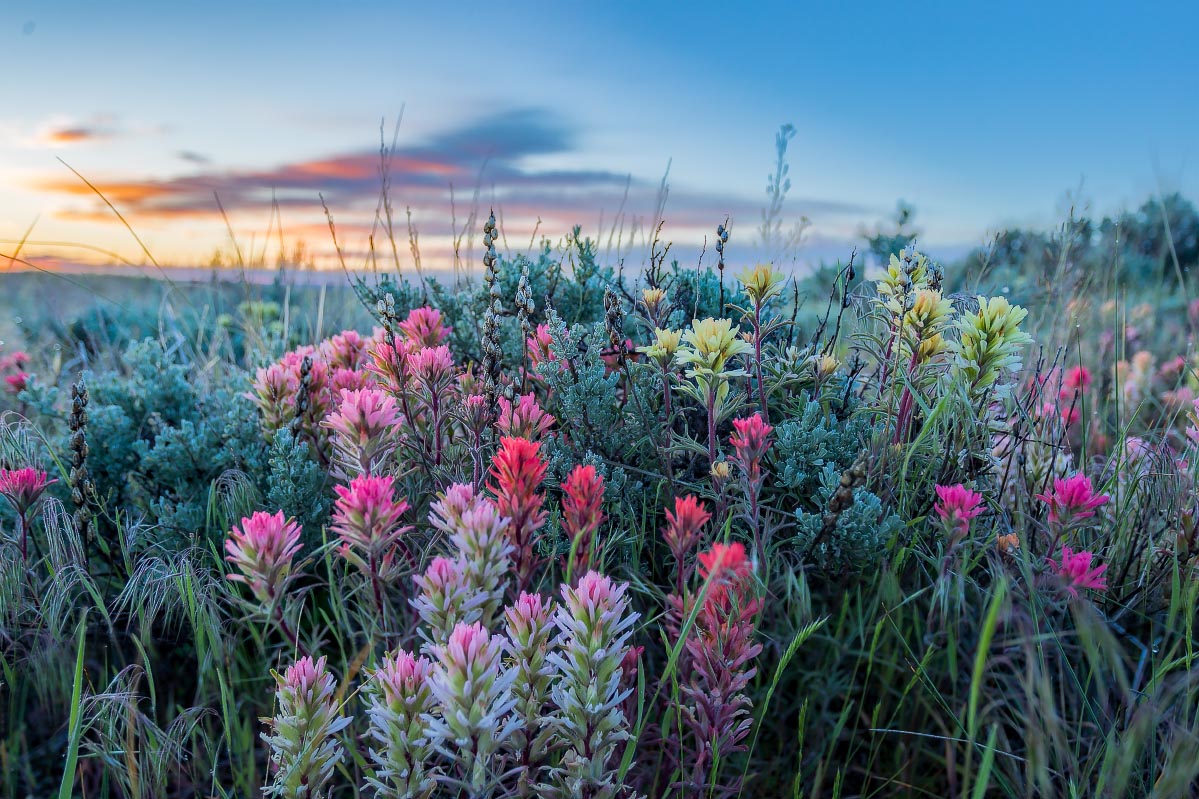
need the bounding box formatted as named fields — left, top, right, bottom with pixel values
left=2, top=193, right=1199, bottom=799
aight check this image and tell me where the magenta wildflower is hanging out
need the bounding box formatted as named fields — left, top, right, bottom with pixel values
left=1046, top=546, right=1109, bottom=597
left=1035, top=473, right=1110, bottom=526
left=933, top=483, right=984, bottom=538
left=0, top=467, right=56, bottom=516
left=331, top=474, right=411, bottom=583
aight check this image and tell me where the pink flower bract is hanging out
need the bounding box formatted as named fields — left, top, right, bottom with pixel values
left=1047, top=546, right=1108, bottom=597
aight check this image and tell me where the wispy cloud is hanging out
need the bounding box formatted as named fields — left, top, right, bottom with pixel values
left=30, top=108, right=871, bottom=266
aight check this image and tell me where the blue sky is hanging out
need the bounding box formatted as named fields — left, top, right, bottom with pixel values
left=2, top=0, right=1196, bottom=270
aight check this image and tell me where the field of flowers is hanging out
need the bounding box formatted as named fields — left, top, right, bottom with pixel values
left=2, top=198, right=1199, bottom=798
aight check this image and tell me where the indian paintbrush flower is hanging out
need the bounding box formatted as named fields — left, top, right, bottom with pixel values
left=488, top=436, right=548, bottom=594
left=561, top=464, right=605, bottom=579
left=262, top=655, right=351, bottom=799
left=224, top=511, right=302, bottom=606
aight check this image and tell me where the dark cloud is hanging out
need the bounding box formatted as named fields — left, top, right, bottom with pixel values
left=177, top=150, right=212, bottom=165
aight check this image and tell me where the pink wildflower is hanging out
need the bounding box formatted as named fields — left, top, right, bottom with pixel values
left=729, top=413, right=773, bottom=471
left=322, top=387, right=401, bottom=477
left=526, top=324, right=555, bottom=369
left=4, top=373, right=28, bottom=394
left=1035, top=473, right=1110, bottom=526
left=1046, top=546, right=1108, bottom=597
left=0, top=467, right=56, bottom=515
left=495, top=393, right=555, bottom=440
left=933, top=483, right=984, bottom=537
left=331, top=474, right=411, bottom=580
left=398, top=306, right=450, bottom=347
left=224, top=510, right=302, bottom=604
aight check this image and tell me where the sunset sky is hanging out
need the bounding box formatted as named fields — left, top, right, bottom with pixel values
left=2, top=1, right=1197, bottom=273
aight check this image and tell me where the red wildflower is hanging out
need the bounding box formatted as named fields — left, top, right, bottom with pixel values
left=663, top=494, right=711, bottom=564
left=488, top=436, right=548, bottom=592
left=562, top=464, right=606, bottom=576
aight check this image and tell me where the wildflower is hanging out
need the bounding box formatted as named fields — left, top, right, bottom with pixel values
left=262, top=655, right=351, bottom=799
left=365, top=337, right=416, bottom=394
left=933, top=484, right=984, bottom=538
left=639, top=327, right=684, bottom=367
left=996, top=533, right=1020, bottom=555
left=411, top=556, right=485, bottom=645
left=4, top=373, right=28, bottom=394
left=676, top=318, right=753, bottom=464
left=408, top=344, right=455, bottom=390
left=1046, top=546, right=1108, bottom=597
left=0, top=351, right=29, bottom=372
left=697, top=541, right=754, bottom=610
left=545, top=572, right=640, bottom=796
left=875, top=248, right=933, bottom=316
left=398, top=306, right=450, bottom=347
left=502, top=591, right=557, bottom=792
left=1187, top=397, right=1199, bottom=447
left=526, top=324, right=556, bottom=370
left=642, top=287, right=668, bottom=322
left=675, top=542, right=762, bottom=794
left=488, top=436, right=548, bottom=593
left=250, top=362, right=301, bottom=433
left=1035, top=473, right=1110, bottom=526
left=663, top=494, right=711, bottom=567
left=0, top=467, right=56, bottom=516
left=425, top=622, right=521, bottom=794
left=364, top=649, right=438, bottom=799
left=561, top=464, right=606, bottom=577
left=736, top=263, right=787, bottom=305
left=951, top=295, right=1032, bottom=395
left=730, top=413, right=773, bottom=477
left=224, top=511, right=302, bottom=605
left=321, top=329, right=370, bottom=370
left=1063, top=365, right=1092, bottom=394
left=331, top=475, right=411, bottom=582
left=322, top=387, right=401, bottom=477
left=445, top=499, right=514, bottom=630
left=676, top=317, right=752, bottom=376
left=901, top=289, right=953, bottom=362
left=710, top=460, right=732, bottom=481
left=495, top=393, right=555, bottom=440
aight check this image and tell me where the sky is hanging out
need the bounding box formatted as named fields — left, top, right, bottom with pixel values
left=2, top=0, right=1197, bottom=274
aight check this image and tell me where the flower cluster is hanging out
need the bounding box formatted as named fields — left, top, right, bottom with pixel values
left=1035, top=473, right=1110, bottom=528
left=224, top=511, right=303, bottom=606
left=933, top=483, right=984, bottom=539
left=561, top=464, right=606, bottom=579
left=0, top=350, right=30, bottom=394
left=262, top=655, right=351, bottom=799
left=364, top=650, right=438, bottom=799
left=488, top=437, right=548, bottom=594
left=330, top=474, right=411, bottom=583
